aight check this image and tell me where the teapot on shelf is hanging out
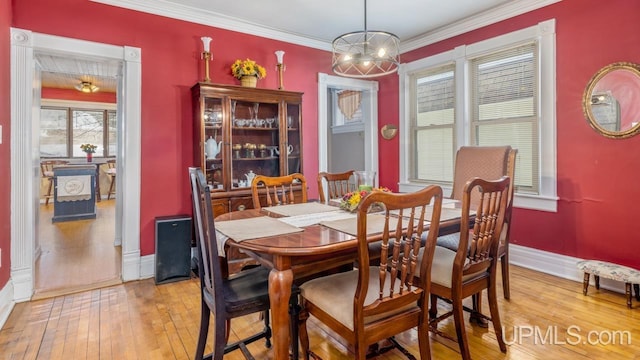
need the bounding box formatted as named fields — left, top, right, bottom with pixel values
left=274, top=144, right=294, bottom=156
left=244, top=170, right=257, bottom=186
left=205, top=136, right=222, bottom=159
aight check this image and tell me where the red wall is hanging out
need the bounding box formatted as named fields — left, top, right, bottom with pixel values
left=381, top=0, right=640, bottom=268
left=7, top=0, right=640, bottom=270
left=0, top=0, right=10, bottom=288
left=12, top=0, right=332, bottom=256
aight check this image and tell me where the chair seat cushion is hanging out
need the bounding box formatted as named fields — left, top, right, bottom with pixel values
left=436, top=233, right=461, bottom=252
left=577, top=260, right=640, bottom=283
left=415, top=246, right=485, bottom=288
left=300, top=268, right=420, bottom=331
left=203, top=266, right=272, bottom=315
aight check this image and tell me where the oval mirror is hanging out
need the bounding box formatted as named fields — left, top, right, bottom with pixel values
left=583, top=62, right=640, bottom=139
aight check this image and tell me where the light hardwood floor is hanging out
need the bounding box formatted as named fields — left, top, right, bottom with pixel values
left=35, top=200, right=121, bottom=299
left=2, top=265, right=640, bottom=359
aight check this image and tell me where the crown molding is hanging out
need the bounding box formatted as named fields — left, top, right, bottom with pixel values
left=400, top=0, right=562, bottom=53
left=92, top=0, right=561, bottom=54
left=90, top=0, right=331, bottom=51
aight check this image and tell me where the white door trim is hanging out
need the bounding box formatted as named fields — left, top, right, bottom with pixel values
left=9, top=28, right=142, bottom=302
left=317, top=73, right=379, bottom=184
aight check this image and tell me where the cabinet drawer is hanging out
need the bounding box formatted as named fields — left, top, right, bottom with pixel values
left=230, top=196, right=254, bottom=212
left=211, top=199, right=229, bottom=217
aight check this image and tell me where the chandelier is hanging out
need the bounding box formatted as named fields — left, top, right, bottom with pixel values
left=332, top=0, right=400, bottom=78
left=75, top=81, right=99, bottom=93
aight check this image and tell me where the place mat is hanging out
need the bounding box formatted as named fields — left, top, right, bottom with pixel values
left=390, top=206, right=468, bottom=222
left=277, top=210, right=356, bottom=227
left=262, top=202, right=340, bottom=217
left=216, top=216, right=304, bottom=242
left=320, top=214, right=409, bottom=237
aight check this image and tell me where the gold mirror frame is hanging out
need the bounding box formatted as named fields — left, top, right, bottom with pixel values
left=583, top=62, right=640, bottom=139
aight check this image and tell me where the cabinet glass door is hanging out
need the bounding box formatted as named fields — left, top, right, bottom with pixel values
left=230, top=100, right=280, bottom=189
left=203, top=97, right=224, bottom=191
left=286, top=103, right=302, bottom=174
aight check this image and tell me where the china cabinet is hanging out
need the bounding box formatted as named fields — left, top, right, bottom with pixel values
left=192, top=83, right=304, bottom=217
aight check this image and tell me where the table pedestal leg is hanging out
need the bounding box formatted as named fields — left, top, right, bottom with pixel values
left=269, top=269, right=293, bottom=360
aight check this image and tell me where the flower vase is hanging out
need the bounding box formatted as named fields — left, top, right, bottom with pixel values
left=240, top=75, right=257, bottom=88
left=86, top=153, right=93, bottom=162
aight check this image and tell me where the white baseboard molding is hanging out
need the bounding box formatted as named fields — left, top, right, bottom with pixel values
left=0, top=280, right=15, bottom=330
left=140, top=254, right=155, bottom=280
left=510, top=244, right=628, bottom=294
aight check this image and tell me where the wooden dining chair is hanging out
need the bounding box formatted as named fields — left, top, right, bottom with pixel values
left=251, top=173, right=307, bottom=209
left=316, top=170, right=354, bottom=203
left=40, top=160, right=68, bottom=205
left=106, top=159, right=116, bottom=200
left=426, top=176, right=510, bottom=360
left=190, top=167, right=301, bottom=360
left=437, top=146, right=517, bottom=299
left=298, top=185, right=444, bottom=360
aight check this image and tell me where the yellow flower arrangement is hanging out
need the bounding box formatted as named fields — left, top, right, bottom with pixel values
left=80, top=143, right=97, bottom=154
left=339, top=187, right=390, bottom=212
left=231, top=58, right=267, bottom=80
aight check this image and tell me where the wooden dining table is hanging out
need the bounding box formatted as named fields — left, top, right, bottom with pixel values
left=215, top=201, right=467, bottom=360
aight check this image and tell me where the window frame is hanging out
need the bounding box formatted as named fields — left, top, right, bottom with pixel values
left=399, top=19, right=557, bottom=212
left=40, top=99, right=117, bottom=159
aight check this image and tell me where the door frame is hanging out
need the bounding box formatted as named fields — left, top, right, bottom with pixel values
left=10, top=28, right=142, bottom=302
left=317, top=73, right=379, bottom=183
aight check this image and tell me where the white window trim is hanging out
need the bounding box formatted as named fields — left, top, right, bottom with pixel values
left=398, top=19, right=557, bottom=212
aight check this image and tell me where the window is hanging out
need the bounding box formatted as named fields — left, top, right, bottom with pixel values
left=411, top=64, right=456, bottom=184
left=399, top=19, right=557, bottom=212
left=470, top=44, right=538, bottom=193
left=40, top=105, right=117, bottom=158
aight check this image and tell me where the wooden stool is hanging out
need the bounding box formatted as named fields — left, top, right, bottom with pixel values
left=577, top=260, right=640, bottom=308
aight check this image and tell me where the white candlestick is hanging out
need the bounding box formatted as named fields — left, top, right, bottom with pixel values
left=201, top=36, right=212, bottom=52
left=275, top=50, right=285, bottom=64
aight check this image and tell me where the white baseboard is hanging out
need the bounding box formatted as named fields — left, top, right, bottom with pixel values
left=140, top=254, right=155, bottom=279
left=510, top=244, right=627, bottom=294
left=0, top=280, right=15, bottom=330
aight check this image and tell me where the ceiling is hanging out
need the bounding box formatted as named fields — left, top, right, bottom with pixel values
left=39, top=0, right=559, bottom=93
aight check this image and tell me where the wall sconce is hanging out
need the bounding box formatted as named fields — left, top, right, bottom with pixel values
left=201, top=36, right=212, bottom=82
left=75, top=81, right=99, bottom=93
left=275, top=50, right=285, bottom=90
left=380, top=124, right=398, bottom=140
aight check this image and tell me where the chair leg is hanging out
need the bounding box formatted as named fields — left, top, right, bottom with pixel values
left=470, top=292, right=488, bottom=328
left=45, top=178, right=53, bottom=205
left=289, top=294, right=300, bottom=359
left=217, top=319, right=231, bottom=360
left=108, top=177, right=115, bottom=200
left=625, top=283, right=632, bottom=309
left=429, top=294, right=438, bottom=320
left=263, top=310, right=272, bottom=348
left=298, top=305, right=311, bottom=360
left=501, top=254, right=510, bottom=299
left=195, top=301, right=211, bottom=360
left=595, top=275, right=600, bottom=290
left=452, top=295, right=472, bottom=360
left=417, top=317, right=431, bottom=360
left=488, top=279, right=507, bottom=352
left=634, top=284, right=640, bottom=301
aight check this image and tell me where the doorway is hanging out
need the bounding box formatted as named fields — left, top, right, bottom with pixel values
left=10, top=28, right=142, bottom=302
left=317, top=73, right=379, bottom=184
